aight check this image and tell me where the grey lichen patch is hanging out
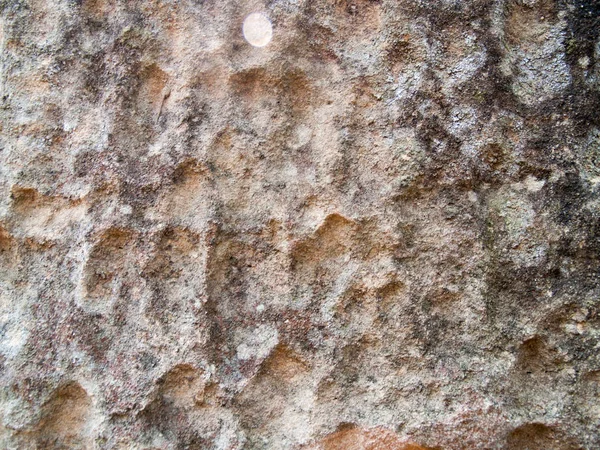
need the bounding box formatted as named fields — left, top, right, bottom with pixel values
left=581, top=127, right=600, bottom=182
left=501, top=0, right=572, bottom=105
left=485, top=184, right=552, bottom=268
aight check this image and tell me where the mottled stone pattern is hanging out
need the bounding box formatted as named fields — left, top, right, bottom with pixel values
left=0, top=0, right=599, bottom=448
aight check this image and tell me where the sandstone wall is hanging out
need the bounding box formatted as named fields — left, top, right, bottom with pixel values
left=0, top=0, right=599, bottom=448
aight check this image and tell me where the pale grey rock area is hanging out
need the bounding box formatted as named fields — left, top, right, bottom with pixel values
left=0, top=0, right=599, bottom=449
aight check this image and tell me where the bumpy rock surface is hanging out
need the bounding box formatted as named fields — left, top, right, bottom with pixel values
left=0, top=0, right=599, bottom=448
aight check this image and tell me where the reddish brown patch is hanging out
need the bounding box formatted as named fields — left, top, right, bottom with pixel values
left=302, top=426, right=433, bottom=450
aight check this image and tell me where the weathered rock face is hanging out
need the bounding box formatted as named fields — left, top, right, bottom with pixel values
left=0, top=0, right=599, bottom=448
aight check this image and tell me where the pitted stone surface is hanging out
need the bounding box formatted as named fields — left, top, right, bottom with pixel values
left=0, top=0, right=599, bottom=449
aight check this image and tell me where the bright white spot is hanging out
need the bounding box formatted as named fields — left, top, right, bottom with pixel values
left=243, top=13, right=273, bottom=47
left=578, top=56, right=590, bottom=69
left=525, top=175, right=545, bottom=192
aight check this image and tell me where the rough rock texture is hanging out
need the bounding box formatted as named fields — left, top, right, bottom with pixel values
left=0, top=0, right=599, bottom=448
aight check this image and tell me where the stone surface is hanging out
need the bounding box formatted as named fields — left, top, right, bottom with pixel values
left=0, top=0, right=599, bottom=449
